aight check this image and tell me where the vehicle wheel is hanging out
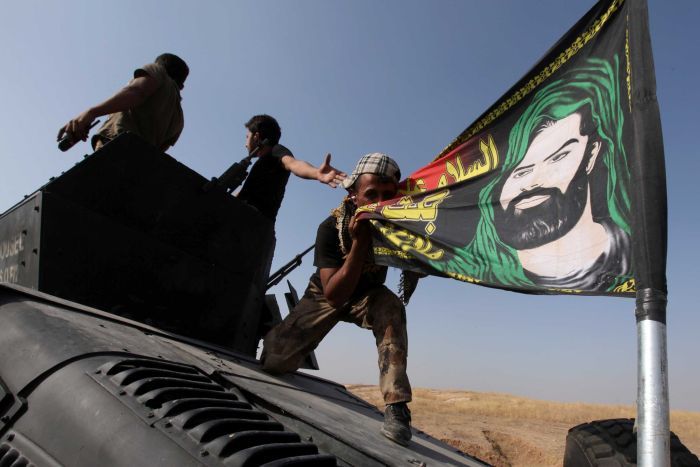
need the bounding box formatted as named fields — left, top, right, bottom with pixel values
left=564, top=418, right=700, bottom=467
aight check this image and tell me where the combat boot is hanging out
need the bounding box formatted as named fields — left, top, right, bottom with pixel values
left=381, top=402, right=412, bottom=446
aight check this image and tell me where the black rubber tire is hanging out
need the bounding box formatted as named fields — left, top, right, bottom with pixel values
left=564, top=418, right=700, bottom=467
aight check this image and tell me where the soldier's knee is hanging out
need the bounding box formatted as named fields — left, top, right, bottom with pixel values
left=261, top=351, right=299, bottom=375
left=384, top=292, right=406, bottom=322
left=373, top=286, right=404, bottom=310
left=366, top=289, right=406, bottom=331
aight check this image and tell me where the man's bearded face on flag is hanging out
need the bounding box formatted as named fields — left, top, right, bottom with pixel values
left=494, top=112, right=602, bottom=250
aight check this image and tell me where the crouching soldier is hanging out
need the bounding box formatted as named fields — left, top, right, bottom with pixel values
left=261, top=152, right=413, bottom=446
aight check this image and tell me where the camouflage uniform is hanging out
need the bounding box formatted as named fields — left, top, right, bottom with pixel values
left=263, top=281, right=412, bottom=405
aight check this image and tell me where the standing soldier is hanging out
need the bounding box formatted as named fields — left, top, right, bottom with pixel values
left=238, top=114, right=346, bottom=221
left=57, top=53, right=189, bottom=153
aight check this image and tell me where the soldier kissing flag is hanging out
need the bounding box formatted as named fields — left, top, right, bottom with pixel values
left=360, top=0, right=667, bottom=298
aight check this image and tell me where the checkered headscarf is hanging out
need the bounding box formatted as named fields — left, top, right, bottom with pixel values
left=341, top=152, right=401, bottom=190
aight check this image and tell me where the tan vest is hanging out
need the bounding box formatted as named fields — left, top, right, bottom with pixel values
left=94, top=63, right=184, bottom=151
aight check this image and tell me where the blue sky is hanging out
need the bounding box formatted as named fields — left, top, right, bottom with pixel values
left=1, top=0, right=698, bottom=411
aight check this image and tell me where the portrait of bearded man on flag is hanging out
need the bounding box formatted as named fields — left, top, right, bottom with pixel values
left=442, top=56, right=633, bottom=293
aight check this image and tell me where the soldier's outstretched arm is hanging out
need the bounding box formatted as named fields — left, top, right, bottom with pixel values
left=281, top=153, right=347, bottom=188
left=57, top=74, right=159, bottom=146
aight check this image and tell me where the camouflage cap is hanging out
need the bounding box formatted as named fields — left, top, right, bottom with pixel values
left=341, top=152, right=401, bottom=190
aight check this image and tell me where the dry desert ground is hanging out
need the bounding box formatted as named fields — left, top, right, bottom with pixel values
left=347, top=385, right=700, bottom=467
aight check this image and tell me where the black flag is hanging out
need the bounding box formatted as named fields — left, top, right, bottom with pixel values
left=361, top=0, right=667, bottom=297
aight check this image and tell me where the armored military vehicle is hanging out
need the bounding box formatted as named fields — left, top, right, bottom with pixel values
left=0, top=133, right=487, bottom=466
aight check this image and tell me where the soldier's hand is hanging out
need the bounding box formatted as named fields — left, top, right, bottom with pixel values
left=317, top=153, right=347, bottom=188
left=57, top=109, right=96, bottom=144
left=349, top=215, right=371, bottom=244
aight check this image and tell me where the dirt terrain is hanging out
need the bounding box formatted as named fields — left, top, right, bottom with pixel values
left=347, top=385, right=700, bottom=467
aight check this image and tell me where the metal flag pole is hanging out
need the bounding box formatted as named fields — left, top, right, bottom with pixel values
left=636, top=289, right=669, bottom=466
left=628, top=0, right=671, bottom=463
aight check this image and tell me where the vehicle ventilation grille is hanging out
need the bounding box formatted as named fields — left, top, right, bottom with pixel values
left=0, top=442, right=34, bottom=467
left=95, top=357, right=337, bottom=466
